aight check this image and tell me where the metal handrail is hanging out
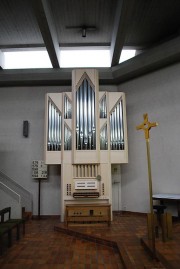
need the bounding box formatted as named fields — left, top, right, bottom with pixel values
left=0, top=170, right=32, bottom=212
left=0, top=181, right=21, bottom=203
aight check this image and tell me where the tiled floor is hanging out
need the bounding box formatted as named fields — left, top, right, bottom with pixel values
left=0, top=217, right=122, bottom=269
left=0, top=213, right=179, bottom=269
left=55, top=213, right=165, bottom=269
left=149, top=220, right=180, bottom=269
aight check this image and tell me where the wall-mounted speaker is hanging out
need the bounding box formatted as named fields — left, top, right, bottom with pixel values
left=23, top=120, right=29, bottom=137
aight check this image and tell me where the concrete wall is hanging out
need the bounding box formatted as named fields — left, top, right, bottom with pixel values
left=0, top=187, right=21, bottom=219
left=0, top=86, right=69, bottom=216
left=119, top=63, right=180, bottom=216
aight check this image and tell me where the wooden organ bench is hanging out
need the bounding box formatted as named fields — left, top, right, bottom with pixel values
left=65, top=204, right=111, bottom=226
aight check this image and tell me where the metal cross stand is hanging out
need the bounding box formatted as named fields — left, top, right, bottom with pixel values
left=136, top=113, right=158, bottom=258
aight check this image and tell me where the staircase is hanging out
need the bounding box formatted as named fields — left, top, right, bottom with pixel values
left=0, top=170, right=32, bottom=218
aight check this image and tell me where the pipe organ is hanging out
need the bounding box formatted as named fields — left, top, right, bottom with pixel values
left=44, top=69, right=128, bottom=222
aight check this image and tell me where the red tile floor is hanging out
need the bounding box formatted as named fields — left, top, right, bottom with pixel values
left=0, top=212, right=179, bottom=269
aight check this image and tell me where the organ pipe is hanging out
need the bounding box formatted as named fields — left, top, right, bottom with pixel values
left=64, top=95, right=72, bottom=119
left=47, top=98, right=62, bottom=151
left=76, top=78, right=96, bottom=150
left=100, top=124, right=108, bottom=150
left=110, top=98, right=124, bottom=150
left=100, top=94, right=107, bottom=118
left=64, top=124, right=72, bottom=150
left=48, top=84, right=124, bottom=152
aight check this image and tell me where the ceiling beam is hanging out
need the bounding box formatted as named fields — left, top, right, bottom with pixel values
left=0, top=68, right=113, bottom=87
left=32, top=0, right=60, bottom=68
left=0, top=69, right=71, bottom=86
left=112, top=36, right=180, bottom=83
left=110, top=0, right=135, bottom=67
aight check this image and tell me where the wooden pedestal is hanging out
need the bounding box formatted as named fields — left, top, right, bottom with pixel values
left=65, top=204, right=111, bottom=226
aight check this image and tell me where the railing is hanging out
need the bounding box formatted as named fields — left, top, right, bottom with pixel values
left=0, top=170, right=32, bottom=212
left=0, top=182, right=21, bottom=203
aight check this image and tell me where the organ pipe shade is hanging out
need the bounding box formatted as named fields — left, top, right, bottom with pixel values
left=64, top=124, right=72, bottom=150
left=110, top=98, right=124, bottom=150
left=99, top=94, right=107, bottom=118
left=76, top=78, right=96, bottom=150
left=47, top=98, right=62, bottom=151
left=100, top=124, right=108, bottom=150
left=64, top=95, right=72, bottom=119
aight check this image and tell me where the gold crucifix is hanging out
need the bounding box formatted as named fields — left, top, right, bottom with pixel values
left=136, top=113, right=158, bottom=140
left=136, top=113, right=158, bottom=258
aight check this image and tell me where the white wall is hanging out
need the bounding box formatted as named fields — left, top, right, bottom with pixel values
left=119, top=63, right=180, bottom=215
left=0, top=188, right=21, bottom=218
left=0, top=86, right=69, bottom=216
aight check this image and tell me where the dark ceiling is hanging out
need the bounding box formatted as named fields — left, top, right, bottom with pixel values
left=0, top=0, right=180, bottom=86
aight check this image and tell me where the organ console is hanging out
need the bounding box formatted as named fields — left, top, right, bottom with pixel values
left=44, top=69, right=128, bottom=222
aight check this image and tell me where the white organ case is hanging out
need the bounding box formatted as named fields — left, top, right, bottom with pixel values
left=44, top=69, right=128, bottom=221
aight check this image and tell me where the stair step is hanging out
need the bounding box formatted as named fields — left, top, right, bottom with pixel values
left=23, top=211, right=32, bottom=221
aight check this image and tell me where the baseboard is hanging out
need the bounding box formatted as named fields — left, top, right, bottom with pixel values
left=119, top=210, right=147, bottom=217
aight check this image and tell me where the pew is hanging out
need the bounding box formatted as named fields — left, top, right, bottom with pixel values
left=0, top=207, right=25, bottom=255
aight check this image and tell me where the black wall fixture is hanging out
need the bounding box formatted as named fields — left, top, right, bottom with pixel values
left=23, top=120, right=29, bottom=137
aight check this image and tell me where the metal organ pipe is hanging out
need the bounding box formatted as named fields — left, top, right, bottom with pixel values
left=83, top=80, right=88, bottom=149
left=64, top=95, right=67, bottom=119
left=48, top=100, right=52, bottom=150
left=79, top=84, right=84, bottom=149
left=110, top=98, right=124, bottom=150
left=76, top=90, right=80, bottom=149
left=119, top=99, right=124, bottom=149
left=91, top=88, right=96, bottom=149
left=116, top=102, right=121, bottom=150
left=100, top=95, right=107, bottom=118
left=68, top=100, right=72, bottom=118
left=76, top=79, right=96, bottom=150
left=64, top=125, right=72, bottom=150
left=51, top=104, right=55, bottom=150
left=104, top=95, right=107, bottom=118
left=111, top=112, right=115, bottom=149
left=114, top=106, right=117, bottom=149
left=47, top=98, right=61, bottom=151
left=110, top=114, right=112, bottom=149
left=55, top=110, right=59, bottom=150
left=56, top=112, right=59, bottom=150
left=54, top=107, right=56, bottom=150
left=66, top=96, right=68, bottom=118
left=88, top=83, right=92, bottom=149
left=100, top=124, right=108, bottom=150
left=102, top=98, right=105, bottom=118
left=64, top=95, right=72, bottom=119
left=59, top=114, right=62, bottom=150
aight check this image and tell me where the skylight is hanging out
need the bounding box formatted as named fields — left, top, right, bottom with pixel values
left=2, top=48, right=136, bottom=69
left=60, top=49, right=111, bottom=68
left=3, top=49, right=52, bottom=69
left=119, top=49, right=136, bottom=63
